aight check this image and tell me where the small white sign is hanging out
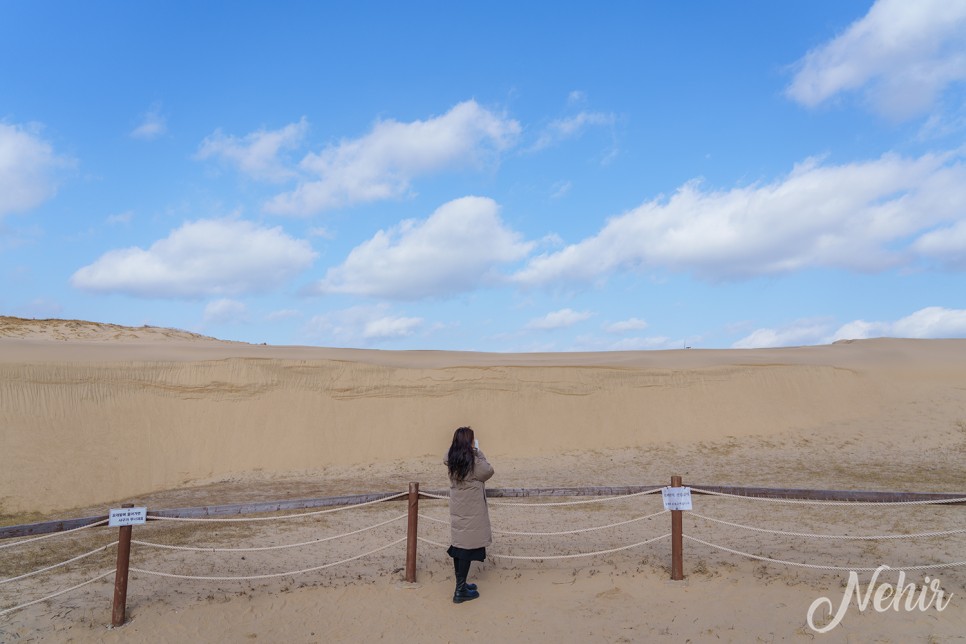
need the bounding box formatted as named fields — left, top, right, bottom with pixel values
left=109, top=507, right=147, bottom=527
left=662, top=487, right=693, bottom=511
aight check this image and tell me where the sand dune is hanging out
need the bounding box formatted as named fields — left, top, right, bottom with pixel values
left=2, top=317, right=965, bottom=641
left=2, top=317, right=965, bottom=515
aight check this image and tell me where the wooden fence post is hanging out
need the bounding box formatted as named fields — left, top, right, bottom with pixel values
left=670, top=475, right=684, bottom=581
left=111, top=503, right=133, bottom=627
left=405, top=482, right=419, bottom=583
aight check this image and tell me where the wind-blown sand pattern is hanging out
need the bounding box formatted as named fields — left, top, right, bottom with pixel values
left=1, top=317, right=964, bottom=641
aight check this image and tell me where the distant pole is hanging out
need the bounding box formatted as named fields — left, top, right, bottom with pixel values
left=111, top=504, right=134, bottom=627
left=671, top=476, right=684, bottom=581
left=405, top=482, right=419, bottom=583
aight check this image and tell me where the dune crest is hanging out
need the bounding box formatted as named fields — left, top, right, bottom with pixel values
left=0, top=316, right=228, bottom=344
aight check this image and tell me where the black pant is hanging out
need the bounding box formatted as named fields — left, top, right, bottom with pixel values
left=453, top=556, right=471, bottom=583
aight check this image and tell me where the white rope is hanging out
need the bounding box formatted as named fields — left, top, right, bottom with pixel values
left=0, top=570, right=115, bottom=617
left=0, top=541, right=118, bottom=585
left=489, top=533, right=672, bottom=560
left=493, top=510, right=669, bottom=537
left=418, top=534, right=671, bottom=560
left=149, top=492, right=408, bottom=522
left=494, top=510, right=669, bottom=536
left=689, top=488, right=966, bottom=506
left=688, top=511, right=966, bottom=540
left=129, top=537, right=407, bottom=581
left=132, top=514, right=407, bottom=552
left=418, top=510, right=670, bottom=536
left=417, top=513, right=449, bottom=525
left=682, top=535, right=966, bottom=572
left=489, top=488, right=664, bottom=507
left=422, top=489, right=663, bottom=506
left=0, top=519, right=109, bottom=550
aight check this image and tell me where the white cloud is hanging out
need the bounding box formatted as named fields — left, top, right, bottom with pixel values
left=197, top=118, right=308, bottom=182
left=203, top=298, right=248, bottom=324
left=71, top=218, right=317, bottom=298
left=832, top=307, right=966, bottom=341
left=265, top=101, right=520, bottom=215
left=893, top=307, right=966, bottom=337
left=913, top=220, right=966, bottom=268
left=0, top=122, right=72, bottom=218
left=514, top=150, right=966, bottom=286
left=604, top=318, right=648, bottom=333
left=732, top=321, right=832, bottom=349
left=309, top=196, right=533, bottom=299
left=266, top=308, right=300, bottom=322
left=531, top=111, right=615, bottom=151
left=303, top=304, right=423, bottom=347
left=786, top=0, right=966, bottom=120
left=526, top=308, right=593, bottom=330
left=917, top=103, right=966, bottom=140
left=734, top=307, right=966, bottom=348
left=130, top=104, right=167, bottom=140
left=363, top=315, right=423, bottom=340
left=829, top=319, right=888, bottom=342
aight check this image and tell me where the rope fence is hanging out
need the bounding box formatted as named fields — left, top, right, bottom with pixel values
left=129, top=537, right=408, bottom=582
left=131, top=513, right=408, bottom=552
left=419, top=508, right=670, bottom=536
left=0, top=570, right=116, bottom=618
left=417, top=534, right=672, bottom=560
left=0, top=519, right=110, bottom=550
left=147, top=492, right=408, bottom=523
left=688, top=511, right=966, bottom=541
left=1, top=477, right=964, bottom=629
left=681, top=535, right=966, bottom=573
left=0, top=541, right=118, bottom=585
left=689, top=487, right=966, bottom=506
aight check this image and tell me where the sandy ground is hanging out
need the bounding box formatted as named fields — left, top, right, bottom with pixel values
left=1, top=317, right=965, bottom=642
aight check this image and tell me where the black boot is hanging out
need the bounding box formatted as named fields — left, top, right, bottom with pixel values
left=453, top=557, right=477, bottom=591
left=453, top=558, right=479, bottom=603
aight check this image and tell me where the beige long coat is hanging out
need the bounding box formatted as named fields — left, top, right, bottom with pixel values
left=447, top=449, right=494, bottom=549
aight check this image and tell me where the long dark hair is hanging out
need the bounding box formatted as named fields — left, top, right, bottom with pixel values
left=447, top=426, right=475, bottom=482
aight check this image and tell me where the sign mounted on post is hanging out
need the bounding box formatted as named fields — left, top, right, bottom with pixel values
left=662, top=487, right=693, bottom=511
left=109, top=507, right=147, bottom=527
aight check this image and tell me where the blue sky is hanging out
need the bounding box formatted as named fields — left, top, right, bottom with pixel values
left=2, top=1, right=965, bottom=351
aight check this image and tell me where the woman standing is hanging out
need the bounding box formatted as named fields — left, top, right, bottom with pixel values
left=445, top=426, right=494, bottom=603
